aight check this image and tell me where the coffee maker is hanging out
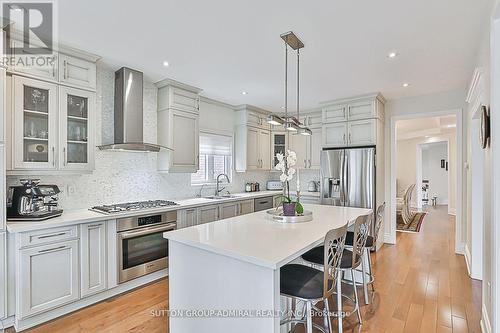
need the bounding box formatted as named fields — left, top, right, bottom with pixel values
left=7, top=179, right=63, bottom=221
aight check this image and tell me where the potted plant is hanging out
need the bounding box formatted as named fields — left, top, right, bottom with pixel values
left=275, top=150, right=304, bottom=216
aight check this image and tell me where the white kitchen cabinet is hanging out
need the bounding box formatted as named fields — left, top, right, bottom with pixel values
left=219, top=202, right=239, bottom=219
left=259, top=130, right=271, bottom=170
left=157, top=108, right=199, bottom=173
left=12, top=76, right=58, bottom=170
left=18, top=239, right=79, bottom=318
left=235, top=126, right=271, bottom=172
left=8, top=39, right=57, bottom=81
left=197, top=205, right=220, bottom=224
left=80, top=222, right=106, bottom=298
left=271, top=132, right=287, bottom=168
left=234, top=106, right=270, bottom=130
left=348, top=119, right=376, bottom=146
left=323, top=123, right=347, bottom=148
left=238, top=200, right=254, bottom=215
left=0, top=232, right=5, bottom=320
left=0, top=145, right=5, bottom=232
left=322, top=104, right=347, bottom=123
left=304, top=112, right=322, bottom=128
left=289, top=133, right=309, bottom=169
left=58, top=86, right=95, bottom=171
left=178, top=208, right=198, bottom=229
left=58, top=54, right=97, bottom=90
left=310, top=127, right=322, bottom=169
left=347, top=100, right=375, bottom=121
left=157, top=81, right=201, bottom=173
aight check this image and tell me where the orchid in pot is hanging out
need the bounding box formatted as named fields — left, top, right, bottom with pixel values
left=275, top=150, right=304, bottom=216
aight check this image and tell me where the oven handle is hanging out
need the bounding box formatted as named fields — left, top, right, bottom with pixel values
left=118, top=223, right=177, bottom=239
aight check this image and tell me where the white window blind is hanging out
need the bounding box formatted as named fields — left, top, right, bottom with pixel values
left=191, top=132, right=233, bottom=185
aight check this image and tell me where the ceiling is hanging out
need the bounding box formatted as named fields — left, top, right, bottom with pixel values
left=396, top=115, right=457, bottom=140
left=57, top=0, right=493, bottom=111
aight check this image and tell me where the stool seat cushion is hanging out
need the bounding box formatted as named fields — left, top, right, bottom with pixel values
left=280, top=264, right=331, bottom=300
left=301, top=247, right=354, bottom=269
left=345, top=231, right=374, bottom=248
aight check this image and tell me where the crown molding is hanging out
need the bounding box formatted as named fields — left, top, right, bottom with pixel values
left=233, top=104, right=272, bottom=115
left=155, top=78, right=203, bottom=94
left=319, top=92, right=386, bottom=106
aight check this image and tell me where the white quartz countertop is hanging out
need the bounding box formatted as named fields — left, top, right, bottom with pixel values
left=6, top=190, right=283, bottom=233
left=163, top=204, right=371, bottom=269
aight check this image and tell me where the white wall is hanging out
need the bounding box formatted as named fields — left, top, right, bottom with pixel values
left=6, top=64, right=273, bottom=209
left=396, top=132, right=456, bottom=209
left=422, top=142, right=448, bottom=205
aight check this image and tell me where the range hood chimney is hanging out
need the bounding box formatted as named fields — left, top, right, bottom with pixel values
left=98, top=67, right=172, bottom=152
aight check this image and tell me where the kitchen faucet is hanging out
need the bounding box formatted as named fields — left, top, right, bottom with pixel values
left=215, top=174, right=230, bottom=196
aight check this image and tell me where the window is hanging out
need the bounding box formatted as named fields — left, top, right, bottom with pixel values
left=191, top=132, right=233, bottom=185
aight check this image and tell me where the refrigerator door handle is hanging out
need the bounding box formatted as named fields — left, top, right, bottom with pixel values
left=343, top=150, right=349, bottom=206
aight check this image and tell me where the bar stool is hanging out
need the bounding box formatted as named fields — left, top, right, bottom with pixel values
left=301, top=214, right=372, bottom=332
left=344, top=202, right=385, bottom=303
left=280, top=224, right=348, bottom=333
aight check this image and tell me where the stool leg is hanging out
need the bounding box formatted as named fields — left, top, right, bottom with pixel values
left=325, top=298, right=333, bottom=333
left=352, top=268, right=362, bottom=324
left=361, top=252, right=370, bottom=305
left=337, top=275, right=343, bottom=333
left=306, top=301, right=313, bottom=333
left=367, top=248, right=375, bottom=292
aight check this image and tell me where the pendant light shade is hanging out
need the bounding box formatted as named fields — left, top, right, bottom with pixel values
left=267, top=114, right=284, bottom=125
left=298, top=127, right=312, bottom=136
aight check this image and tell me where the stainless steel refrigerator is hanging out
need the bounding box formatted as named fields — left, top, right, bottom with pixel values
left=321, top=147, right=376, bottom=233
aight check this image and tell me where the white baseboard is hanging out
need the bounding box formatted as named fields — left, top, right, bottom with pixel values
left=383, top=232, right=395, bottom=245
left=464, top=244, right=472, bottom=276
left=481, top=304, right=492, bottom=333
left=455, top=241, right=465, bottom=255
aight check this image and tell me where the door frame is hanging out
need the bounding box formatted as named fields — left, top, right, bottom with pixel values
left=386, top=108, right=463, bottom=253
left=416, top=140, right=450, bottom=210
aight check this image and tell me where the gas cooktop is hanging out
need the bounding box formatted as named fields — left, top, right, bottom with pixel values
left=90, top=200, right=178, bottom=214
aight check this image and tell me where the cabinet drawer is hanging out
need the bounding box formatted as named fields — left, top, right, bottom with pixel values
left=20, top=225, right=79, bottom=248
left=347, top=100, right=375, bottom=120
left=322, top=105, right=347, bottom=123
left=59, top=54, right=96, bottom=89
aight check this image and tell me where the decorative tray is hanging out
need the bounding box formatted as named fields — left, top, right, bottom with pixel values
left=266, top=208, right=313, bottom=223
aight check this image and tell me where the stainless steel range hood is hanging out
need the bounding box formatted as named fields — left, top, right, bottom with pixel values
left=98, top=67, right=172, bottom=152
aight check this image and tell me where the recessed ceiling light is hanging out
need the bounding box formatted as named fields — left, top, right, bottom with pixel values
left=162, top=61, right=170, bottom=67
left=388, top=52, right=398, bottom=58
left=241, top=91, right=248, bottom=95
left=402, top=83, right=410, bottom=88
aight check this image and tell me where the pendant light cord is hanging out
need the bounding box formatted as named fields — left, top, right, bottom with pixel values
left=297, top=48, right=300, bottom=121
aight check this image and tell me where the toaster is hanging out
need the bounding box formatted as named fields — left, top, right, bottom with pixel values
left=266, top=180, right=283, bottom=191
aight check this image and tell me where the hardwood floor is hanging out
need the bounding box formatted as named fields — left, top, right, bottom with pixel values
left=11, top=205, right=480, bottom=333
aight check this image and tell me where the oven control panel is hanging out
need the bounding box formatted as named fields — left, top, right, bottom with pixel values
left=138, top=214, right=162, bottom=226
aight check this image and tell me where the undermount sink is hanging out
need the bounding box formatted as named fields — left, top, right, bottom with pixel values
left=203, top=195, right=238, bottom=200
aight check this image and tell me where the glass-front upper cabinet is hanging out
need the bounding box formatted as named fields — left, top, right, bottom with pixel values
left=13, top=76, right=58, bottom=169
left=271, top=132, right=287, bottom=168
left=59, top=86, right=94, bottom=171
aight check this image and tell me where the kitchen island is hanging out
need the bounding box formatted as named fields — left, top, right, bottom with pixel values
left=164, top=204, right=371, bottom=333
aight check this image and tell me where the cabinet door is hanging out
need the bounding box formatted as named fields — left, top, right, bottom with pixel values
left=197, top=205, right=219, bottom=224
left=347, top=100, right=375, bottom=121
left=171, top=110, right=199, bottom=172
left=289, top=133, right=309, bottom=169
left=81, top=222, right=106, bottom=298
left=305, top=112, right=322, bottom=128
left=348, top=119, right=376, bottom=146
left=169, top=87, right=199, bottom=113
left=18, top=239, right=79, bottom=318
left=322, top=123, right=347, bottom=148
left=322, top=104, right=347, bottom=123
left=59, top=54, right=96, bottom=90
left=0, top=232, right=5, bottom=320
left=13, top=76, right=58, bottom=169
left=59, top=86, right=95, bottom=171
left=271, top=132, right=287, bottom=168
left=219, top=202, right=239, bottom=219
left=239, top=200, right=254, bottom=215
left=246, top=127, right=260, bottom=170
left=309, top=127, right=322, bottom=169
left=259, top=130, right=271, bottom=170
left=181, top=208, right=198, bottom=228
left=9, top=39, right=57, bottom=80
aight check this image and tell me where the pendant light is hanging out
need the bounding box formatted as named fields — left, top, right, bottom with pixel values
left=267, top=31, right=311, bottom=135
